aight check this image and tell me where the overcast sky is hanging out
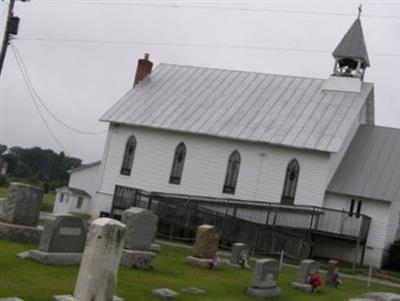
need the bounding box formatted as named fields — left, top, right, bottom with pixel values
left=0, top=0, right=399, bottom=162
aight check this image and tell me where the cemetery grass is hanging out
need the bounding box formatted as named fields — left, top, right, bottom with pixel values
left=0, top=187, right=55, bottom=212
left=0, top=241, right=399, bottom=301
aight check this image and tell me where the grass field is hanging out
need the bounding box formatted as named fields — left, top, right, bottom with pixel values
left=0, top=240, right=399, bottom=301
left=0, top=187, right=55, bottom=212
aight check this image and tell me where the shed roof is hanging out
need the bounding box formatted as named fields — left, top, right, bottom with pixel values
left=101, top=64, right=373, bottom=153
left=58, top=186, right=91, bottom=198
left=328, top=125, right=400, bottom=202
left=69, top=161, right=101, bottom=173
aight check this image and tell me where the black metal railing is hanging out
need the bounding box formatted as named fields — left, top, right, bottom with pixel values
left=145, top=191, right=371, bottom=243
left=109, top=188, right=371, bottom=253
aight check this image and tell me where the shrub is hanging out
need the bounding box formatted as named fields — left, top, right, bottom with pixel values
left=0, top=175, right=8, bottom=187
left=388, top=239, right=400, bottom=271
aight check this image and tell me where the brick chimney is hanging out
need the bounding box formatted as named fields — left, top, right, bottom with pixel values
left=133, top=53, right=153, bottom=87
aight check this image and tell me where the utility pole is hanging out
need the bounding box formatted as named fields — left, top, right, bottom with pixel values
left=0, top=0, right=28, bottom=77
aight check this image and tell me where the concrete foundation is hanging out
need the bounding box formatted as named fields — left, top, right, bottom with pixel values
left=247, top=287, right=281, bottom=298
left=26, top=250, right=82, bottom=266
left=120, top=249, right=155, bottom=270
left=0, top=221, right=41, bottom=243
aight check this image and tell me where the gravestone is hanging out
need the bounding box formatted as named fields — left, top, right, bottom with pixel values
left=186, top=224, right=219, bottom=269
left=53, top=217, right=126, bottom=301
left=247, top=258, right=281, bottom=298
left=0, top=183, right=43, bottom=243
left=1, top=182, right=43, bottom=226
left=152, top=288, right=179, bottom=300
left=326, top=259, right=339, bottom=286
left=230, top=242, right=248, bottom=267
left=120, top=207, right=158, bottom=270
left=26, top=214, right=87, bottom=265
left=291, top=259, right=319, bottom=292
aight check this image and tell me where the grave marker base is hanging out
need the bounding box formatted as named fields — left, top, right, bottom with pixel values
left=247, top=287, right=281, bottom=298
left=185, top=256, right=214, bottom=269
left=291, top=282, right=313, bottom=293
left=120, top=249, right=155, bottom=270
left=0, top=221, right=41, bottom=243
left=26, top=250, right=82, bottom=265
left=150, top=243, right=161, bottom=253
left=53, top=295, right=123, bottom=301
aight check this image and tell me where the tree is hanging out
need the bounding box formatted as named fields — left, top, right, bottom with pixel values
left=0, top=144, right=7, bottom=155
left=1, top=145, right=82, bottom=189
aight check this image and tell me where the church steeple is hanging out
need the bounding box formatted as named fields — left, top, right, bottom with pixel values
left=332, top=7, right=370, bottom=80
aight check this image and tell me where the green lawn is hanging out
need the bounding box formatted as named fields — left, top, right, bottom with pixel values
left=0, top=187, right=55, bottom=213
left=0, top=240, right=399, bottom=301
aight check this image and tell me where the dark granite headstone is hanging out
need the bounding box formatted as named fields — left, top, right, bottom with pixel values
left=1, top=182, right=43, bottom=226
left=39, top=214, right=87, bottom=253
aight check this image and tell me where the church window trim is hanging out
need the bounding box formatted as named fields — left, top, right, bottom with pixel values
left=120, top=135, right=137, bottom=176
left=169, top=142, right=186, bottom=185
left=223, top=150, right=241, bottom=194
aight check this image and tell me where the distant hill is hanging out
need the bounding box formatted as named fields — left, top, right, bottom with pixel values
left=0, top=144, right=81, bottom=191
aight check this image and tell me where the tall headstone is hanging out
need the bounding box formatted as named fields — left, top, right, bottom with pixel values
left=186, top=224, right=220, bottom=269
left=0, top=183, right=43, bottom=243
left=1, top=182, right=43, bottom=226
left=230, top=243, right=248, bottom=267
left=27, top=214, right=87, bottom=265
left=326, top=260, right=339, bottom=286
left=247, top=259, right=281, bottom=298
left=53, top=218, right=126, bottom=301
left=120, top=207, right=158, bottom=269
left=291, top=259, right=319, bottom=292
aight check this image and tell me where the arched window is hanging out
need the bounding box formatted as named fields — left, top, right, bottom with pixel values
left=223, top=150, right=241, bottom=194
left=120, top=135, right=136, bottom=176
left=169, top=142, right=186, bottom=184
left=281, top=159, right=299, bottom=205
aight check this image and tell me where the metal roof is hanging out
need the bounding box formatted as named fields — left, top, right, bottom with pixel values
left=101, top=64, right=373, bottom=153
left=328, top=125, right=400, bottom=203
left=57, top=186, right=91, bottom=198
left=332, top=18, right=370, bottom=67
left=69, top=161, right=101, bottom=173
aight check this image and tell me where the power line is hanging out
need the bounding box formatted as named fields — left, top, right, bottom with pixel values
left=31, top=0, right=400, bottom=20
left=11, top=43, right=107, bottom=135
left=16, top=37, right=400, bottom=58
left=10, top=43, right=68, bottom=153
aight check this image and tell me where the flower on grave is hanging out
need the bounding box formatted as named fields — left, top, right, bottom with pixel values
left=310, top=273, right=324, bottom=292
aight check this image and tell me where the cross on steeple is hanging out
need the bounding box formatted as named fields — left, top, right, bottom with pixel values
left=358, top=4, right=362, bottom=19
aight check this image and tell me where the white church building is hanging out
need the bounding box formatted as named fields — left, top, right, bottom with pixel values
left=54, top=17, right=400, bottom=268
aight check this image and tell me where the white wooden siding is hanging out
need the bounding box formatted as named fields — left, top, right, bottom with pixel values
left=53, top=189, right=90, bottom=215
left=324, top=192, right=391, bottom=267
left=69, top=165, right=101, bottom=198
left=98, top=124, right=331, bottom=208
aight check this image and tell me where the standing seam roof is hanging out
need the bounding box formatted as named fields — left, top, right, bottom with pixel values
left=101, top=64, right=373, bottom=153
left=328, top=125, right=400, bottom=203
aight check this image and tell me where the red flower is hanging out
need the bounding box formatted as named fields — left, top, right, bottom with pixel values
left=310, top=274, right=324, bottom=287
